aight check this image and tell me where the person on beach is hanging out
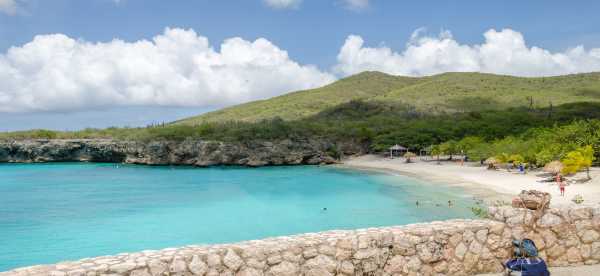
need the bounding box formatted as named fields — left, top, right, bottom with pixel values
left=559, top=181, right=566, bottom=196
left=555, top=174, right=564, bottom=196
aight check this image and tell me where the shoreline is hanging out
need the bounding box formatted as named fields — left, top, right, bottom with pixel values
left=338, top=161, right=513, bottom=204
left=340, top=154, right=600, bottom=208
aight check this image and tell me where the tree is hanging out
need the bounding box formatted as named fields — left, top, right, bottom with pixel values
left=466, top=142, right=493, bottom=163
left=439, top=140, right=458, bottom=160
left=430, top=145, right=442, bottom=164
left=509, top=154, right=525, bottom=166
left=562, top=151, right=584, bottom=176
left=495, top=153, right=512, bottom=171
left=580, top=145, right=595, bottom=179
left=404, top=152, right=417, bottom=163
left=562, top=146, right=595, bottom=179
left=457, top=136, right=484, bottom=153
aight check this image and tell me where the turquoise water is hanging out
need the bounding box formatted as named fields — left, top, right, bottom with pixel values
left=0, top=163, right=475, bottom=271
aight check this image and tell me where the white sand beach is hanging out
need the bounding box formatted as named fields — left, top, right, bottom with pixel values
left=342, top=154, right=600, bottom=207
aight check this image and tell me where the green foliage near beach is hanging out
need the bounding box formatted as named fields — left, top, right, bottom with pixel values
left=445, top=121, right=600, bottom=169
left=562, top=146, right=595, bottom=178
left=4, top=101, right=600, bottom=155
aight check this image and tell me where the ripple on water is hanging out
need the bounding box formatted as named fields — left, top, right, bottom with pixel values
left=0, top=163, right=474, bottom=271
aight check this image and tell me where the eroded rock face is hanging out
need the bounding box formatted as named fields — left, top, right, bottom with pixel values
left=0, top=139, right=366, bottom=167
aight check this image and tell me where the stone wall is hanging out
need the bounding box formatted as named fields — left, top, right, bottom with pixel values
left=3, top=205, right=600, bottom=276
left=488, top=205, right=600, bottom=267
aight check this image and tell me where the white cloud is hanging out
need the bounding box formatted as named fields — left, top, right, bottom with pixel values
left=0, top=28, right=335, bottom=112
left=263, top=0, right=302, bottom=10
left=3, top=27, right=600, bottom=114
left=343, top=0, right=369, bottom=10
left=0, top=0, right=17, bottom=15
left=335, top=28, right=600, bottom=77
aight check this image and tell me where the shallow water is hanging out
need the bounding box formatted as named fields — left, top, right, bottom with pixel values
left=0, top=163, right=475, bottom=271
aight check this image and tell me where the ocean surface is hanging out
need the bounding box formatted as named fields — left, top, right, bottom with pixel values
left=0, top=163, right=476, bottom=271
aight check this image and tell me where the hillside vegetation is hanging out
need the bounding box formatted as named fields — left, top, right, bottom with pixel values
left=175, top=71, right=421, bottom=124
left=176, top=71, right=600, bottom=125
left=4, top=71, right=600, bottom=166
left=3, top=101, right=600, bottom=150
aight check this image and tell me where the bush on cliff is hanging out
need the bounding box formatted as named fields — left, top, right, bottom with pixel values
left=3, top=102, right=600, bottom=159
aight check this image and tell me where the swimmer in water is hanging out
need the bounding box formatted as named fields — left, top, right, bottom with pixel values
left=416, top=201, right=419, bottom=206
left=323, top=207, right=327, bottom=211
left=448, top=200, right=453, bottom=207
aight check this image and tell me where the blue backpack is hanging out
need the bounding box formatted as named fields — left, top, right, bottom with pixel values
left=522, top=239, right=538, bottom=257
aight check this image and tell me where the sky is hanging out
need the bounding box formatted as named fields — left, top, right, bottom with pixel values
left=1, top=0, right=600, bottom=131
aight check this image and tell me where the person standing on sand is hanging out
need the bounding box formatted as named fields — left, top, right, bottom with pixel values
left=557, top=174, right=566, bottom=196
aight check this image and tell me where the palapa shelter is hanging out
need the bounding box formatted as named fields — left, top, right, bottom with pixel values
left=544, top=161, right=564, bottom=175
left=484, top=157, right=500, bottom=165
left=389, top=144, right=408, bottom=158
left=484, top=157, right=500, bottom=169
left=404, top=152, right=417, bottom=163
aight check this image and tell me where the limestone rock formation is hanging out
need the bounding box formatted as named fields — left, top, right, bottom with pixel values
left=0, top=139, right=366, bottom=167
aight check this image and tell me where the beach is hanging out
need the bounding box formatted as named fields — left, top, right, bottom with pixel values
left=342, top=154, right=600, bottom=207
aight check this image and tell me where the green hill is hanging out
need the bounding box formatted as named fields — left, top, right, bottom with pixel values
left=176, top=71, right=600, bottom=125
left=175, top=71, right=421, bottom=124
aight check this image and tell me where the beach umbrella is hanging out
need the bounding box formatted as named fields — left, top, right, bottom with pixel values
left=543, top=161, right=564, bottom=174
left=404, top=152, right=416, bottom=158
left=484, top=157, right=499, bottom=165
left=404, top=152, right=417, bottom=163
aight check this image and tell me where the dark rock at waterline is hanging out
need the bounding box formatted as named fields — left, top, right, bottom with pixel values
left=0, top=139, right=366, bottom=167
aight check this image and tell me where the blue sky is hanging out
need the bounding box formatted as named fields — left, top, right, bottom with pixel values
left=3, top=0, right=600, bottom=68
left=1, top=0, right=600, bottom=131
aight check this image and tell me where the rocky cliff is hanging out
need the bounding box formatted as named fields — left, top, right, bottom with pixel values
left=0, top=139, right=366, bottom=167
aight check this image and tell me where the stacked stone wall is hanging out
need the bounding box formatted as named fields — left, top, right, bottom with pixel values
left=488, top=205, right=600, bottom=267
left=3, top=205, right=600, bottom=276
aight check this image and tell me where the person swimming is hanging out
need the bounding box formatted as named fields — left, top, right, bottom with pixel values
left=448, top=200, right=453, bottom=207
left=322, top=207, right=327, bottom=211
left=416, top=201, right=419, bottom=206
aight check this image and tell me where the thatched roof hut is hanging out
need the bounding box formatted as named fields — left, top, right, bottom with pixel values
left=484, top=157, right=499, bottom=165
left=389, top=144, right=408, bottom=158
left=404, top=151, right=417, bottom=163
left=390, top=145, right=407, bottom=151
left=544, top=161, right=564, bottom=174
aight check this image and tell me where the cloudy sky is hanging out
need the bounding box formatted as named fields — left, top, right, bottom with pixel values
left=1, top=0, right=600, bottom=131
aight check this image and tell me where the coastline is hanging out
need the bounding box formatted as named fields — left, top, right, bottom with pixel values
left=338, top=161, right=511, bottom=204
left=340, top=154, right=600, bottom=207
